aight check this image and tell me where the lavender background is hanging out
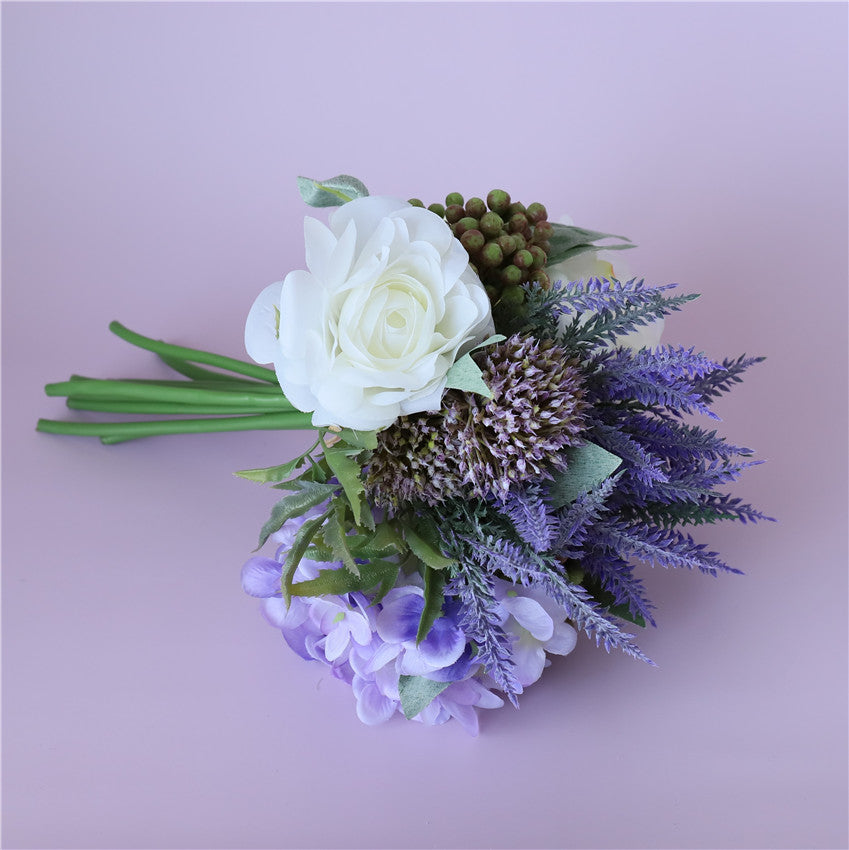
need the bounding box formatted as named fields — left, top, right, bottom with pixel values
left=3, top=3, right=847, bottom=849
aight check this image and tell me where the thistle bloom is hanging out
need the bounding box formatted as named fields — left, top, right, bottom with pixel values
left=368, top=334, right=588, bottom=507
left=244, top=196, right=495, bottom=431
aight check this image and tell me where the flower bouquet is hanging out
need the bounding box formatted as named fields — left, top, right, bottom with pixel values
left=38, top=175, right=769, bottom=734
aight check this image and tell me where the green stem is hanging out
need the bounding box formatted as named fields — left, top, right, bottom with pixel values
left=66, top=399, right=283, bottom=415
left=46, top=379, right=293, bottom=409
left=68, top=375, right=283, bottom=393
left=157, top=354, right=263, bottom=384
left=109, top=321, right=278, bottom=384
left=36, top=411, right=314, bottom=443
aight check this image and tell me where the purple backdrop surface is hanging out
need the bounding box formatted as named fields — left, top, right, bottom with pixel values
left=3, top=3, right=847, bottom=849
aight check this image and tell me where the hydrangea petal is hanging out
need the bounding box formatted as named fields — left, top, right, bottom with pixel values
left=354, top=679, right=398, bottom=726
left=545, top=622, right=579, bottom=656
left=502, top=596, right=554, bottom=642
left=241, top=557, right=283, bottom=598
left=375, top=590, right=423, bottom=644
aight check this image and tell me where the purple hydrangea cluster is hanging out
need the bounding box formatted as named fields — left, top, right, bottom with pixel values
left=242, top=506, right=578, bottom=734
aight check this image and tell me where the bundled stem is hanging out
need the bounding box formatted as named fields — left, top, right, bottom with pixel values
left=37, top=322, right=314, bottom=443
left=37, top=412, right=313, bottom=444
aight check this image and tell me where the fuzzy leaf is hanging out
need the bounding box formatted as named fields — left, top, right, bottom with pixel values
left=444, top=353, right=491, bottom=398
left=416, top=565, right=446, bottom=645
left=256, top=482, right=337, bottom=549
left=443, top=334, right=505, bottom=398
left=297, top=175, right=369, bottom=207
left=546, top=223, right=633, bottom=267
left=289, top=558, right=399, bottom=598
left=548, top=442, right=622, bottom=508
left=398, top=675, right=451, bottom=719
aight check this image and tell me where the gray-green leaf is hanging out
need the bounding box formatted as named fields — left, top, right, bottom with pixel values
left=443, top=352, right=491, bottom=398
left=546, top=222, right=633, bottom=267
left=444, top=334, right=505, bottom=398
left=398, top=675, right=451, bottom=719
left=548, top=442, right=622, bottom=508
left=297, top=175, right=369, bottom=207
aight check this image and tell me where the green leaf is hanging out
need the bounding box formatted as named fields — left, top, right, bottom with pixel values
left=281, top=507, right=333, bottom=602
left=323, top=503, right=360, bottom=577
left=255, top=481, right=337, bottom=549
left=322, top=441, right=368, bottom=527
left=296, top=174, right=369, bottom=207
left=401, top=519, right=455, bottom=570
left=235, top=438, right=320, bottom=484
left=546, top=222, right=634, bottom=267
left=336, top=428, right=379, bottom=451
left=443, top=334, right=505, bottom=398
left=416, top=565, right=446, bottom=645
left=554, top=242, right=635, bottom=265
left=289, top=558, right=399, bottom=598
left=398, top=675, right=451, bottom=719
left=349, top=522, right=406, bottom=560
left=548, top=442, right=622, bottom=508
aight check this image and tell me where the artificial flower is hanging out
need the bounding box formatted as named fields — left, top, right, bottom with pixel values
left=244, top=196, right=494, bottom=430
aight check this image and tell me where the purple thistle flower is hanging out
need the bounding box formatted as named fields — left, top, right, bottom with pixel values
left=367, top=334, right=588, bottom=507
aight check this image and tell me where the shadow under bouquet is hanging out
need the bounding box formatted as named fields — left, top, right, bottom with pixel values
left=38, top=175, right=769, bottom=734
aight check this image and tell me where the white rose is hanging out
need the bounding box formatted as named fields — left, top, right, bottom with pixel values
left=245, top=196, right=495, bottom=431
left=547, top=216, right=664, bottom=352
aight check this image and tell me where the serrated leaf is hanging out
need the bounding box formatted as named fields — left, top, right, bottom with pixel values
left=416, top=565, right=446, bottom=644
left=289, top=558, right=399, bottom=598
left=281, top=506, right=333, bottom=602
left=323, top=503, right=360, bottom=577
left=401, top=520, right=455, bottom=570
left=322, top=442, right=367, bottom=526
left=548, top=442, right=622, bottom=508
left=398, top=675, right=451, bottom=719
left=349, top=522, right=406, bottom=560
left=235, top=456, right=307, bottom=484
left=337, top=428, right=379, bottom=451
left=256, top=481, right=337, bottom=549
left=297, top=174, right=369, bottom=207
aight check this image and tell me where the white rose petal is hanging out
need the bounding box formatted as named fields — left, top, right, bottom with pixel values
left=245, top=196, right=494, bottom=431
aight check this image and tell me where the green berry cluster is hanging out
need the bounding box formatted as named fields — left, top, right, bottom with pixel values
left=408, top=190, right=553, bottom=306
